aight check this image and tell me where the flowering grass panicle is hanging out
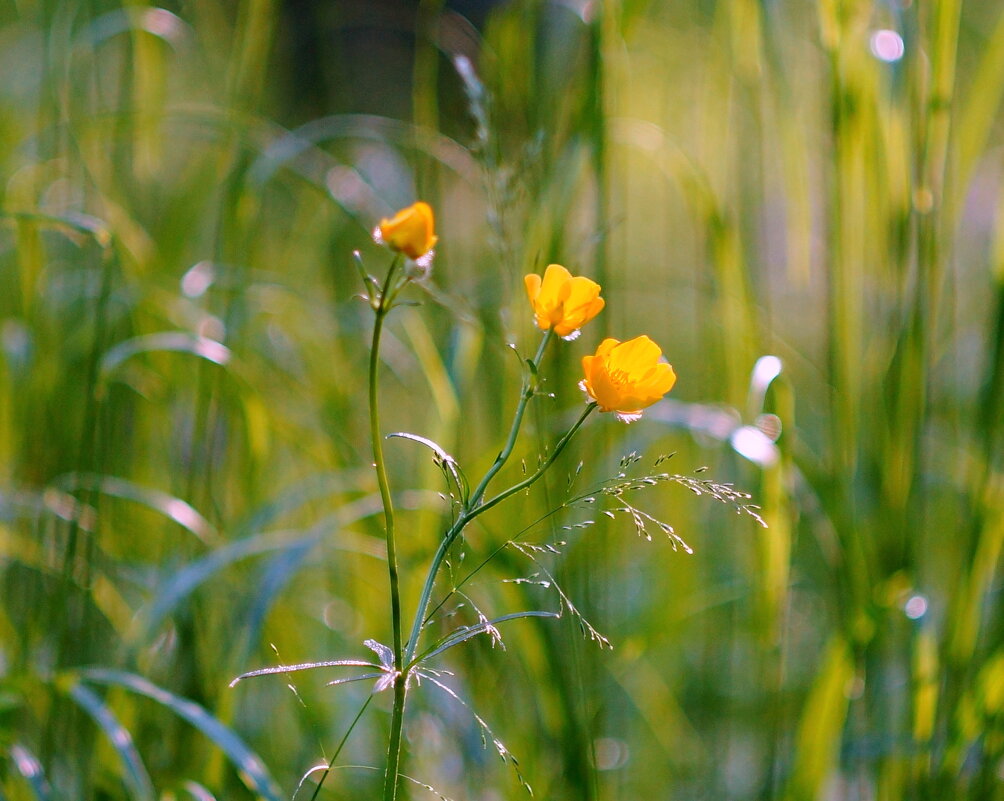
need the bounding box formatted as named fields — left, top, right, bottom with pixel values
left=580, top=335, right=677, bottom=422
left=375, top=201, right=438, bottom=259
left=524, top=263, right=605, bottom=340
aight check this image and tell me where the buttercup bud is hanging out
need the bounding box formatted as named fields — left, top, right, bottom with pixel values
left=524, top=264, right=604, bottom=340
left=375, top=202, right=438, bottom=260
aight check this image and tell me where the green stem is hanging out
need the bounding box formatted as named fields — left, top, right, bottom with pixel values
left=383, top=674, right=407, bottom=801
left=369, top=257, right=407, bottom=801
left=310, top=693, right=374, bottom=801
left=370, top=259, right=404, bottom=667
left=404, top=401, right=596, bottom=670
left=471, top=402, right=596, bottom=522
left=379, top=323, right=584, bottom=800
left=467, top=330, right=553, bottom=507
left=403, top=518, right=465, bottom=666
left=402, top=330, right=552, bottom=666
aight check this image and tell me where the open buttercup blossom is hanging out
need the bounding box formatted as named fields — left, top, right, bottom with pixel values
left=580, top=335, right=677, bottom=423
left=374, top=201, right=438, bottom=260
left=524, top=263, right=605, bottom=340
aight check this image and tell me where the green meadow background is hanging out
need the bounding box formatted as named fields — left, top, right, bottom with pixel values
left=2, top=0, right=1003, bottom=798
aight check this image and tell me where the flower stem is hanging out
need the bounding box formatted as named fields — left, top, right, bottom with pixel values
left=404, top=401, right=597, bottom=670
left=404, top=331, right=553, bottom=666
left=368, top=257, right=407, bottom=801
left=370, top=258, right=404, bottom=665
left=377, top=322, right=588, bottom=801
left=383, top=673, right=407, bottom=801
left=472, top=402, right=596, bottom=521
left=467, top=330, right=553, bottom=508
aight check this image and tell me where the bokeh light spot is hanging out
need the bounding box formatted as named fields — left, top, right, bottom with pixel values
left=870, top=29, right=905, bottom=63
left=905, top=594, right=928, bottom=620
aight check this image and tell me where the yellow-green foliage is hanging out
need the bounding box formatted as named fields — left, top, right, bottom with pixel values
left=1, top=1, right=1003, bottom=799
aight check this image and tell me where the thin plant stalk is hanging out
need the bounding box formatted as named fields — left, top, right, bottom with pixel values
left=404, top=332, right=581, bottom=669
left=403, top=399, right=597, bottom=674
left=375, top=320, right=595, bottom=800
left=370, top=257, right=405, bottom=664
left=368, top=256, right=407, bottom=801
left=309, top=694, right=374, bottom=801
left=466, top=329, right=554, bottom=507
left=383, top=402, right=596, bottom=799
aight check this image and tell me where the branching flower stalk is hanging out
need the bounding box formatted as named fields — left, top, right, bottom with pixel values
left=370, top=292, right=594, bottom=800
left=368, top=201, right=440, bottom=800
left=466, top=329, right=553, bottom=505
left=232, top=202, right=682, bottom=801
left=403, top=399, right=598, bottom=673
left=365, top=211, right=682, bottom=799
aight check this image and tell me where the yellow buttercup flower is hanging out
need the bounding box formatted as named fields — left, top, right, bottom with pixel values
left=376, top=201, right=438, bottom=260
left=580, top=335, right=677, bottom=423
left=524, top=264, right=605, bottom=340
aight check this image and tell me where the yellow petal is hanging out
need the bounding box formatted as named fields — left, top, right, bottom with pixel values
left=525, top=264, right=604, bottom=336
left=612, top=335, right=662, bottom=372
left=537, top=264, right=572, bottom=312
left=579, top=335, right=675, bottom=419
left=378, top=201, right=437, bottom=259
left=524, top=273, right=542, bottom=302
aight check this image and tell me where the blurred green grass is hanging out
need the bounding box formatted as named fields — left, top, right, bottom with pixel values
left=1, top=0, right=1003, bottom=799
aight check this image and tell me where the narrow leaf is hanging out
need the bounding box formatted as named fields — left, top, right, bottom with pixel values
left=61, top=679, right=156, bottom=801
left=54, top=473, right=219, bottom=545
left=364, top=639, right=394, bottom=669
left=100, top=332, right=232, bottom=378
left=326, top=672, right=387, bottom=688
left=179, top=780, right=217, bottom=801
left=230, top=660, right=380, bottom=687
left=418, top=611, right=560, bottom=665
left=8, top=744, right=51, bottom=800
left=388, top=432, right=468, bottom=501
left=76, top=669, right=283, bottom=801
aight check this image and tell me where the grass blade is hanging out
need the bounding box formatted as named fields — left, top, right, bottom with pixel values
left=60, top=677, right=157, bottom=801
left=7, top=745, right=51, bottom=800
left=75, top=668, right=283, bottom=801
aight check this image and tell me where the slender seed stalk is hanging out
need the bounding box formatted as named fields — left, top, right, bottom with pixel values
left=310, top=694, right=374, bottom=801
